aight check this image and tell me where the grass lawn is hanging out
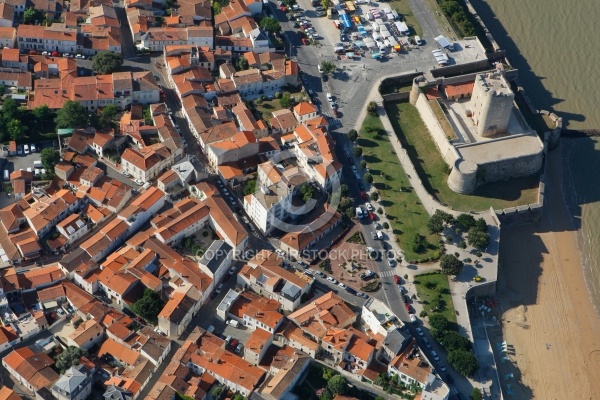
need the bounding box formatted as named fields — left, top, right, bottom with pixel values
left=358, top=114, right=438, bottom=261
left=414, top=272, right=457, bottom=324
left=384, top=101, right=540, bottom=212
left=254, top=88, right=309, bottom=121
left=429, top=100, right=456, bottom=140
left=389, top=0, right=423, bottom=38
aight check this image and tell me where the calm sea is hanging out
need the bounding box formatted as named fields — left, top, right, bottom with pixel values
left=472, top=0, right=600, bottom=309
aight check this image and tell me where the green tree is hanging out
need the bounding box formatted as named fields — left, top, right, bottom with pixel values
left=366, top=100, right=378, bottom=116
left=448, top=350, right=479, bottom=377
left=470, top=388, right=484, bottom=400
left=243, top=179, right=257, bottom=195
left=363, top=173, right=373, bottom=184
left=347, top=129, right=358, bottom=142
left=427, top=213, right=445, bottom=234
left=327, top=375, right=348, bottom=396
left=102, top=104, right=118, bottom=120
left=231, top=395, right=245, bottom=400
left=23, top=7, right=44, bottom=24
left=467, top=228, right=490, bottom=250
left=55, top=100, right=89, bottom=128
left=260, top=17, right=281, bottom=34
left=455, top=213, right=476, bottom=231
left=2, top=97, right=20, bottom=118
left=340, top=184, right=349, bottom=197
left=440, top=254, right=464, bottom=275
left=371, top=192, right=379, bottom=201
left=55, top=346, right=87, bottom=374
left=320, top=60, right=336, bottom=75
left=353, top=146, right=363, bottom=157
left=92, top=51, right=123, bottom=74
left=41, top=148, right=61, bottom=172
left=130, top=288, right=165, bottom=325
left=474, top=217, right=488, bottom=232
left=441, top=330, right=472, bottom=351
left=7, top=119, right=25, bottom=141
left=411, top=233, right=427, bottom=253
left=300, top=183, right=315, bottom=203
left=32, top=105, right=55, bottom=126
left=429, top=314, right=450, bottom=331
left=280, top=92, right=292, bottom=108
left=236, top=56, right=249, bottom=71
left=359, top=160, right=367, bottom=169
left=322, top=367, right=335, bottom=381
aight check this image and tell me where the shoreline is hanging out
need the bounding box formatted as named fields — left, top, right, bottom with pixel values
left=497, top=139, right=600, bottom=398
left=561, top=137, right=600, bottom=318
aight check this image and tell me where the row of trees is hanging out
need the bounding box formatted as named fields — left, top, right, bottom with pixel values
left=439, top=0, right=476, bottom=36
left=429, top=314, right=479, bottom=377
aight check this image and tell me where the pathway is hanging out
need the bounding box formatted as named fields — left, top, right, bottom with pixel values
left=348, top=73, right=502, bottom=398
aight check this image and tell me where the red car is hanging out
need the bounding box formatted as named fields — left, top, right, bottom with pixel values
left=280, top=5, right=287, bottom=12
left=301, top=38, right=310, bottom=45
left=369, top=212, right=376, bottom=221
left=405, top=303, right=411, bottom=312
left=52, top=51, right=60, bottom=57
left=393, top=275, right=400, bottom=284
left=360, top=191, right=368, bottom=200
left=332, top=109, right=339, bottom=118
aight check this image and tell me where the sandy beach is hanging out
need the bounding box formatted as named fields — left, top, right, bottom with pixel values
left=497, top=141, right=600, bottom=399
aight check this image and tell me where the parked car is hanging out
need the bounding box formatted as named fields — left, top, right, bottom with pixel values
left=30, top=143, right=37, bottom=152
left=24, top=144, right=30, bottom=154
left=17, top=145, right=23, bottom=155
left=356, top=292, right=369, bottom=299
left=338, top=282, right=347, bottom=289
left=326, top=276, right=338, bottom=284
left=315, top=271, right=325, bottom=278
left=416, top=327, right=424, bottom=336
left=235, top=343, right=243, bottom=353
left=228, top=266, right=237, bottom=276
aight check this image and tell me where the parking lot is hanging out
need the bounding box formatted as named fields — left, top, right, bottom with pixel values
left=1, top=140, right=56, bottom=178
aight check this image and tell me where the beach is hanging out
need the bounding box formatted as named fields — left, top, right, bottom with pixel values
left=497, top=140, right=600, bottom=399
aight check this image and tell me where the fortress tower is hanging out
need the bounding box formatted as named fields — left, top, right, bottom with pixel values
left=470, top=71, right=514, bottom=137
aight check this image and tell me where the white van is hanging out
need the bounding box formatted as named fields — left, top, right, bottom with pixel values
left=33, top=160, right=43, bottom=168
left=227, top=319, right=240, bottom=328
left=372, top=22, right=380, bottom=32
left=366, top=12, right=373, bottom=21
left=376, top=230, right=384, bottom=240
left=356, top=207, right=363, bottom=219
left=414, top=35, right=423, bottom=45
left=377, top=41, right=386, bottom=51
left=326, top=92, right=333, bottom=101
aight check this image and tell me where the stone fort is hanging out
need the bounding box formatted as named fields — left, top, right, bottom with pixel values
left=409, top=64, right=544, bottom=194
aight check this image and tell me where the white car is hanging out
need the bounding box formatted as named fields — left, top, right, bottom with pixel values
left=30, top=144, right=36, bottom=152
left=326, top=276, right=338, bottom=284
left=318, top=64, right=323, bottom=74
left=409, top=314, right=417, bottom=323
left=135, top=179, right=143, bottom=185
left=338, top=282, right=347, bottom=289
left=416, top=327, right=424, bottom=336
left=24, top=144, right=30, bottom=154
left=365, top=203, right=374, bottom=211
